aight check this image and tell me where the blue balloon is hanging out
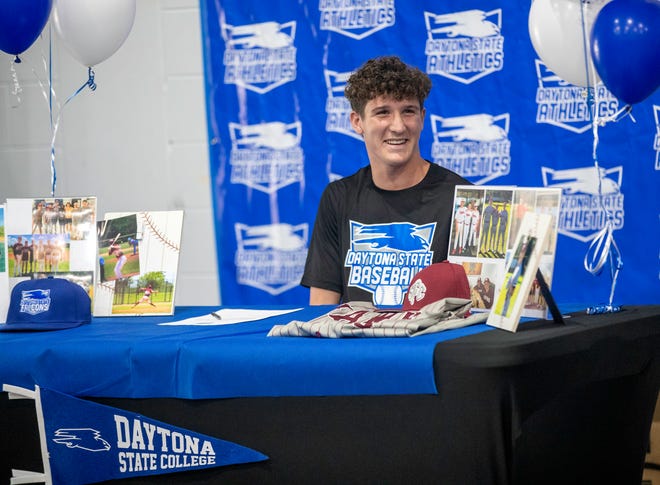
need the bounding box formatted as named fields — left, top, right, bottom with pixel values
left=0, top=0, right=53, bottom=57
left=591, top=0, right=660, bottom=105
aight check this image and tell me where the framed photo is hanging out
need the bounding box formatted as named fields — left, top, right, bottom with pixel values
left=4, top=197, right=97, bottom=304
left=448, top=186, right=561, bottom=320
left=93, top=211, right=183, bottom=316
left=486, top=211, right=553, bottom=332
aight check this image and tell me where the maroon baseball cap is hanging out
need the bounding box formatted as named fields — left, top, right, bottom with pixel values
left=402, top=261, right=470, bottom=311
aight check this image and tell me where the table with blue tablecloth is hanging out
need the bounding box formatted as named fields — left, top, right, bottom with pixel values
left=1, top=305, right=659, bottom=484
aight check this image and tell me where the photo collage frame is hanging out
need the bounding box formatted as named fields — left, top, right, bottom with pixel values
left=447, top=186, right=562, bottom=323
left=0, top=200, right=183, bottom=321
left=3, top=197, right=98, bottom=315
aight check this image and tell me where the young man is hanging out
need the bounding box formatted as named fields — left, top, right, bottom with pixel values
left=302, top=56, right=469, bottom=306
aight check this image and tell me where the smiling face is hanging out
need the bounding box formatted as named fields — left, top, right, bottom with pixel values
left=350, top=95, right=425, bottom=172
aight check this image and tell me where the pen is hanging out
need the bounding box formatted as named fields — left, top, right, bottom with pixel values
left=211, top=312, right=222, bottom=320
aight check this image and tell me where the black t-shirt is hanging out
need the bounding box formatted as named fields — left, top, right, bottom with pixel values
left=302, top=162, right=469, bottom=305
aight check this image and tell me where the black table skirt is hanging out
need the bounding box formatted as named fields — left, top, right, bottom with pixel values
left=2, top=306, right=659, bottom=485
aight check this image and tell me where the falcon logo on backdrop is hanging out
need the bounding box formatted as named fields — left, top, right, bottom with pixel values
left=542, top=165, right=624, bottom=243
left=2, top=385, right=267, bottom=485
left=222, top=21, right=297, bottom=93
left=534, top=60, right=619, bottom=134
left=431, top=112, right=511, bottom=184
left=229, top=121, right=304, bottom=193
left=325, top=69, right=362, bottom=141
left=319, top=0, right=395, bottom=40
left=424, top=9, right=504, bottom=84
left=653, top=105, right=660, bottom=170
left=345, top=221, right=435, bottom=306
left=235, top=223, right=308, bottom=295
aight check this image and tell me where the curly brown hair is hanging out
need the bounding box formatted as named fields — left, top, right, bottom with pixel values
left=344, top=56, right=432, bottom=116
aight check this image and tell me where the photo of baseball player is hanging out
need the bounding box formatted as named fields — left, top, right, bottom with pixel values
left=110, top=272, right=176, bottom=315
left=132, top=284, right=157, bottom=308
left=97, top=214, right=141, bottom=281
left=450, top=187, right=483, bottom=257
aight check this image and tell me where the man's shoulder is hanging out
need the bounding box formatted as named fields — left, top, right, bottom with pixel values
left=324, top=165, right=371, bottom=193
left=335, top=165, right=371, bottom=182
left=425, top=162, right=470, bottom=185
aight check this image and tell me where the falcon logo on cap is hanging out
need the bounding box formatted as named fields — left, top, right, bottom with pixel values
left=19, top=289, right=51, bottom=316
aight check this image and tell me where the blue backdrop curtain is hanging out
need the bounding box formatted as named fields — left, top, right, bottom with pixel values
left=199, top=0, right=660, bottom=307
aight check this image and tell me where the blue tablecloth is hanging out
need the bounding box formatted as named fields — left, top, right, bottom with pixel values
left=0, top=306, right=493, bottom=399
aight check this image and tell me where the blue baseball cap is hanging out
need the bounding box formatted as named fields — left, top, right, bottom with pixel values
left=0, top=278, right=91, bottom=331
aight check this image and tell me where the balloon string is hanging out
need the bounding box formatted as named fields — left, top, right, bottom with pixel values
left=50, top=67, right=97, bottom=196
left=584, top=221, right=623, bottom=314
left=9, top=58, right=23, bottom=107
left=17, top=50, right=59, bottom=116
left=580, top=0, right=595, bottom=91
left=10, top=26, right=62, bottom=195
left=49, top=24, right=56, bottom=196
left=582, top=62, right=622, bottom=314
left=49, top=23, right=53, bottom=133
left=595, top=104, right=635, bottom=127
left=584, top=219, right=623, bottom=280
left=9, top=28, right=61, bottom=194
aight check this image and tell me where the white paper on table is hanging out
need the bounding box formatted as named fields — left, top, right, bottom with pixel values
left=158, top=308, right=303, bottom=326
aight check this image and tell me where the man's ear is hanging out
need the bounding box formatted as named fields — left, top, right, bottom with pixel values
left=350, top=111, right=363, bottom=135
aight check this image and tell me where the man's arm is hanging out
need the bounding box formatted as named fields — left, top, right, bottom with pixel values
left=309, top=287, right=341, bottom=305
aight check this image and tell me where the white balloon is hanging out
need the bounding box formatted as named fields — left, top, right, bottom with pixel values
left=528, top=0, right=609, bottom=87
left=53, top=0, right=136, bottom=67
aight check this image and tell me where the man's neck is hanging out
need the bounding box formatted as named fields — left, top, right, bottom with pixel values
left=370, top=158, right=430, bottom=191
